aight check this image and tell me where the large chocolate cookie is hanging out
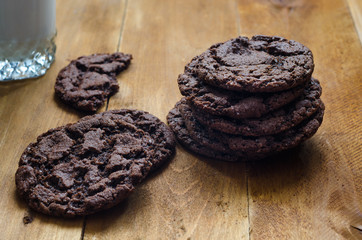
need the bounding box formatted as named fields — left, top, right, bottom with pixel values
left=191, top=78, right=322, bottom=136
left=169, top=100, right=324, bottom=161
left=55, top=52, right=132, bottom=112
left=190, top=35, right=314, bottom=93
left=15, top=109, right=175, bottom=217
left=167, top=105, right=239, bottom=162
left=178, top=66, right=305, bottom=119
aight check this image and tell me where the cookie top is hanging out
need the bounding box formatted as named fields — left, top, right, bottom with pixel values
left=167, top=105, right=239, bottom=162
left=189, top=35, right=314, bottom=93
left=55, top=52, right=132, bottom=112
left=15, top=109, right=175, bottom=217
left=191, top=78, right=322, bottom=136
left=110, top=109, right=176, bottom=171
left=76, top=53, right=132, bottom=76
left=178, top=67, right=305, bottom=119
left=170, top=99, right=324, bottom=161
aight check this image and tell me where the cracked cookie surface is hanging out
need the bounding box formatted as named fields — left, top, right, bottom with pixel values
left=189, top=35, right=314, bottom=93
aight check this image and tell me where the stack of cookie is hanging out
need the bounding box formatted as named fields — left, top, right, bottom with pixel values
left=167, top=35, right=324, bottom=161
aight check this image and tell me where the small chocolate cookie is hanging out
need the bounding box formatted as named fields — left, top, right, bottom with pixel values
left=15, top=109, right=175, bottom=217
left=167, top=105, right=239, bottom=162
left=191, top=78, right=322, bottom=136
left=178, top=67, right=306, bottom=119
left=55, top=52, right=132, bottom=112
left=169, top=100, right=324, bottom=161
left=190, top=35, right=314, bottom=93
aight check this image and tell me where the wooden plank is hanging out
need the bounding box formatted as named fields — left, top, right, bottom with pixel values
left=0, top=1, right=126, bottom=239
left=84, top=0, right=250, bottom=239
left=236, top=0, right=362, bottom=239
left=1, top=1, right=361, bottom=239
left=346, top=0, right=362, bottom=44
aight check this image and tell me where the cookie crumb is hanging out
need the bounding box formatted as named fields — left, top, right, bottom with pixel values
left=23, top=212, right=34, bottom=224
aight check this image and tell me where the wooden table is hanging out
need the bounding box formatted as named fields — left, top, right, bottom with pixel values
left=1, top=0, right=361, bottom=239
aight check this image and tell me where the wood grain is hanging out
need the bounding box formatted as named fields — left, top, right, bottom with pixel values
left=0, top=1, right=126, bottom=239
left=0, top=0, right=361, bottom=239
left=237, top=0, right=362, bottom=239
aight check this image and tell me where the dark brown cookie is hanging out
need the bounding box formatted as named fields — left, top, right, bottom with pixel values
left=55, top=52, right=132, bottom=112
left=15, top=109, right=175, bottom=217
left=191, top=78, right=322, bottom=136
left=167, top=105, right=240, bottom=162
left=178, top=67, right=306, bottom=119
left=169, top=99, right=324, bottom=161
left=190, top=35, right=314, bottom=93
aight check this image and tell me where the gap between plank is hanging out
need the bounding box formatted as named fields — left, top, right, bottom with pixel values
left=246, top=165, right=251, bottom=240
left=350, top=225, right=362, bottom=234
left=233, top=0, right=242, bottom=36
left=107, top=0, right=129, bottom=111
left=117, top=0, right=129, bottom=52
left=106, top=96, right=110, bottom=111
left=80, top=216, right=87, bottom=240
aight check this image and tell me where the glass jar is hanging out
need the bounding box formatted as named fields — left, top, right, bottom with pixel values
left=0, top=0, right=56, bottom=81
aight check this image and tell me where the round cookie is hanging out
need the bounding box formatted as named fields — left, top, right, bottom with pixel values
left=167, top=105, right=239, bottom=162
left=190, top=35, right=314, bottom=93
left=15, top=109, right=175, bottom=217
left=178, top=67, right=306, bottom=119
left=55, top=52, right=132, bottom=112
left=191, top=78, right=322, bottom=136
left=172, top=99, right=324, bottom=160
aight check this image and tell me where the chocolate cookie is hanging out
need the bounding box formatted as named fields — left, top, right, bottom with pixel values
left=15, top=109, right=175, bottom=217
left=169, top=99, right=324, bottom=160
left=167, top=105, right=239, bottom=162
left=190, top=35, right=314, bottom=93
left=191, top=78, right=322, bottom=136
left=178, top=66, right=306, bottom=119
left=55, top=52, right=132, bottom=112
